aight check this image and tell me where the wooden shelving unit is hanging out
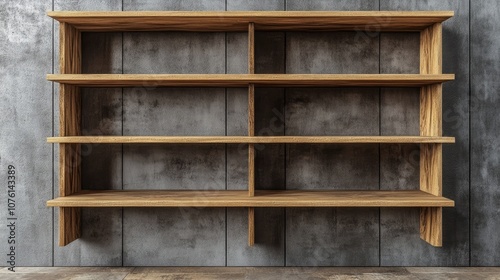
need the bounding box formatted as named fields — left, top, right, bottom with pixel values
left=47, top=11, right=455, bottom=248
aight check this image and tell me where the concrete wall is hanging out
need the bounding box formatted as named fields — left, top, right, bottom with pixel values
left=0, top=0, right=497, bottom=266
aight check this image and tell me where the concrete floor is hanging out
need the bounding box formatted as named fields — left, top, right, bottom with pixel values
left=1, top=267, right=500, bottom=279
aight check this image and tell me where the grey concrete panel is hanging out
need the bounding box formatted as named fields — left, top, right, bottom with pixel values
left=123, top=88, right=225, bottom=136
left=286, top=208, right=379, bottom=266
left=123, top=32, right=225, bottom=74
left=286, top=144, right=379, bottom=191
left=0, top=0, right=53, bottom=266
left=227, top=0, right=284, bottom=11
left=284, top=1, right=380, bottom=266
left=52, top=1, right=124, bottom=266
left=123, top=0, right=225, bottom=11
left=227, top=207, right=285, bottom=266
left=123, top=144, right=225, bottom=190
left=286, top=32, right=379, bottom=74
left=380, top=0, right=470, bottom=266
left=379, top=33, right=420, bottom=194
left=122, top=0, right=227, bottom=266
left=226, top=1, right=286, bottom=266
left=470, top=0, right=500, bottom=266
left=286, top=88, right=380, bottom=136
left=227, top=32, right=248, bottom=75
left=286, top=0, right=378, bottom=11
left=123, top=208, right=225, bottom=266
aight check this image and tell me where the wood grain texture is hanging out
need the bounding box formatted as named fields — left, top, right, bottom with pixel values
left=47, top=11, right=453, bottom=32
left=248, top=207, right=255, bottom=246
left=59, top=207, right=81, bottom=247
left=58, top=22, right=82, bottom=247
left=420, top=84, right=443, bottom=136
left=420, top=23, right=442, bottom=74
left=47, top=190, right=454, bottom=208
left=47, top=136, right=455, bottom=144
left=420, top=207, right=442, bottom=246
left=47, top=73, right=454, bottom=87
left=248, top=23, right=255, bottom=74
left=419, top=19, right=444, bottom=248
left=420, top=144, right=443, bottom=196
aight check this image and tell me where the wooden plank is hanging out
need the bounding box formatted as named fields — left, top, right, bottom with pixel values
left=419, top=22, right=444, bottom=247
left=58, top=22, right=81, bottom=247
left=420, top=23, right=442, bottom=74
left=59, top=207, right=81, bottom=246
left=248, top=23, right=255, bottom=74
left=46, top=190, right=455, bottom=208
left=420, top=84, right=442, bottom=136
left=248, top=207, right=255, bottom=246
left=47, top=136, right=456, bottom=144
left=420, top=144, right=443, bottom=196
left=47, top=11, right=453, bottom=32
left=420, top=207, right=442, bottom=247
left=47, top=73, right=455, bottom=87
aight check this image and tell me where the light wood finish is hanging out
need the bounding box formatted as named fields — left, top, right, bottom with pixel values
left=420, top=84, right=442, bottom=136
left=47, top=11, right=453, bottom=32
left=248, top=22, right=255, bottom=74
left=419, top=22, right=444, bottom=247
left=46, top=190, right=454, bottom=208
left=47, top=73, right=454, bottom=87
left=58, top=23, right=82, bottom=247
left=420, top=23, right=442, bottom=74
left=248, top=207, right=255, bottom=246
left=420, top=144, right=443, bottom=196
left=59, top=208, right=81, bottom=247
left=47, top=135, right=456, bottom=144
left=420, top=207, right=442, bottom=246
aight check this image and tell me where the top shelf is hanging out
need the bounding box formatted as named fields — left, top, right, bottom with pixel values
left=48, top=11, right=454, bottom=32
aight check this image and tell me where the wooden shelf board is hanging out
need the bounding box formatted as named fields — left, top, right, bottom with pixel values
left=46, top=190, right=454, bottom=208
left=47, top=74, right=454, bottom=87
left=47, top=136, right=455, bottom=144
left=48, top=11, right=453, bottom=32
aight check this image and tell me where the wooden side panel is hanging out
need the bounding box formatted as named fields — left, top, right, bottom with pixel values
left=420, top=23, right=442, bottom=74
left=59, top=207, right=81, bottom=246
left=46, top=11, right=453, bottom=32
left=420, top=84, right=443, bottom=136
left=248, top=207, right=255, bottom=246
left=420, top=144, right=443, bottom=196
left=420, top=207, right=443, bottom=246
left=59, top=22, right=81, bottom=246
left=419, top=22, right=443, bottom=247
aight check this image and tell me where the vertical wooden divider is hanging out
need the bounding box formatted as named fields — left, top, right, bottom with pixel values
left=248, top=22, right=255, bottom=246
left=419, top=23, right=443, bottom=247
left=59, top=22, right=82, bottom=246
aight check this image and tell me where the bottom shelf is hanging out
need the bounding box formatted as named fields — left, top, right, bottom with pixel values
left=47, top=190, right=454, bottom=208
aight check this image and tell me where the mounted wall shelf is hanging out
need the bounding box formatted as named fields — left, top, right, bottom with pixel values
left=47, top=190, right=454, bottom=208
left=46, top=74, right=454, bottom=87
left=48, top=10, right=455, bottom=248
left=47, top=136, right=455, bottom=144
